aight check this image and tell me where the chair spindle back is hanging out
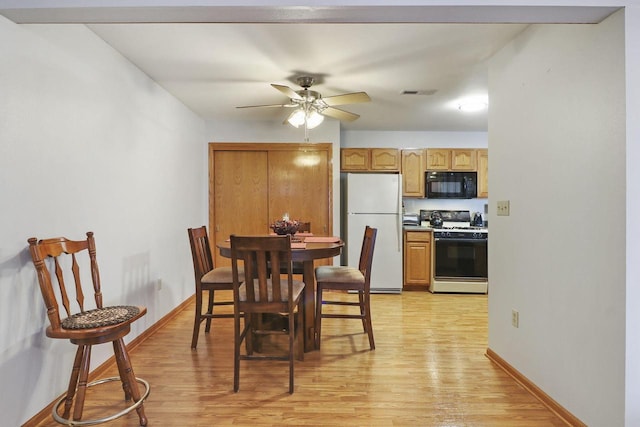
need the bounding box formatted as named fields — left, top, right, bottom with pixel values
left=28, top=231, right=102, bottom=331
left=188, top=226, right=214, bottom=280
left=230, top=235, right=293, bottom=310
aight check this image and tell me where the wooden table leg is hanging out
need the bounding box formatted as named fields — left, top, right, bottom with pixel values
left=302, top=260, right=316, bottom=352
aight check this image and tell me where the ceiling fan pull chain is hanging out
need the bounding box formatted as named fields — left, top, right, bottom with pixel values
left=304, top=112, right=310, bottom=142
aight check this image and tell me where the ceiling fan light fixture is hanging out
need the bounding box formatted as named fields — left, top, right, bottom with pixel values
left=287, top=109, right=306, bottom=128
left=306, top=110, right=324, bottom=129
left=239, top=76, right=369, bottom=139
left=286, top=108, right=325, bottom=129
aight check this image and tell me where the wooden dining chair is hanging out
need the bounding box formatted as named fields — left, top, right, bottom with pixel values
left=188, top=226, right=243, bottom=349
left=27, top=232, right=149, bottom=426
left=291, top=222, right=310, bottom=275
left=314, top=226, right=378, bottom=350
left=268, top=221, right=311, bottom=277
left=297, top=222, right=311, bottom=233
left=230, top=234, right=305, bottom=394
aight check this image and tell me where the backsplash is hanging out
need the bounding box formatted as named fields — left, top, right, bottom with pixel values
left=403, top=198, right=488, bottom=223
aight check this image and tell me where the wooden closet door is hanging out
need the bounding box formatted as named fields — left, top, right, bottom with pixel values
left=212, top=150, right=268, bottom=267
left=268, top=150, right=330, bottom=236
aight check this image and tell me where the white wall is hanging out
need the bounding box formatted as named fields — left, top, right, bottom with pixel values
left=488, top=12, right=625, bottom=426
left=0, top=18, right=206, bottom=425
left=625, top=6, right=640, bottom=425
left=342, top=130, right=487, bottom=150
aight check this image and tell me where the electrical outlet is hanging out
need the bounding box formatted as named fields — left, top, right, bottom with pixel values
left=511, top=309, right=519, bottom=328
left=156, top=279, right=162, bottom=291
left=497, top=200, right=510, bottom=216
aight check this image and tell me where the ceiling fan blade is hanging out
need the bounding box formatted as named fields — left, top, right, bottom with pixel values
left=271, top=84, right=304, bottom=100
left=236, top=103, right=296, bottom=109
left=321, top=106, right=360, bottom=122
left=322, top=91, right=370, bottom=106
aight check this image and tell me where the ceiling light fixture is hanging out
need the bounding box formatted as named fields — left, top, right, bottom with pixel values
left=287, top=108, right=325, bottom=130
left=286, top=109, right=306, bottom=128
left=305, top=110, right=325, bottom=129
left=286, top=102, right=325, bottom=141
left=458, top=101, right=488, bottom=112
left=238, top=76, right=370, bottom=142
left=457, top=96, right=489, bottom=113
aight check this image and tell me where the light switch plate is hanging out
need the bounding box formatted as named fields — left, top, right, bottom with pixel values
left=497, top=200, right=510, bottom=216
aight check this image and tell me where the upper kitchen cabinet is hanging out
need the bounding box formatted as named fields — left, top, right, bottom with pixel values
left=341, top=148, right=399, bottom=172
left=425, top=149, right=450, bottom=170
left=426, top=149, right=477, bottom=171
left=477, top=149, right=488, bottom=198
left=452, top=149, right=477, bottom=171
left=401, top=149, right=426, bottom=197
left=371, top=148, right=400, bottom=171
left=341, top=148, right=369, bottom=171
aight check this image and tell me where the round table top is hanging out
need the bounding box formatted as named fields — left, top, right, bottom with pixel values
left=216, top=238, right=344, bottom=261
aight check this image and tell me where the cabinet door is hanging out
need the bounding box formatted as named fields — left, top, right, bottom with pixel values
left=212, top=150, right=269, bottom=267
left=341, top=148, right=369, bottom=171
left=401, top=149, right=426, bottom=197
left=370, top=148, right=400, bottom=171
left=451, top=149, right=477, bottom=171
left=268, top=150, right=330, bottom=236
left=477, top=149, right=488, bottom=198
left=426, top=149, right=450, bottom=170
left=403, top=232, right=431, bottom=289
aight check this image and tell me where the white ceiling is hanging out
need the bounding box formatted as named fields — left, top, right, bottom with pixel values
left=88, top=23, right=528, bottom=131
left=1, top=3, right=619, bottom=132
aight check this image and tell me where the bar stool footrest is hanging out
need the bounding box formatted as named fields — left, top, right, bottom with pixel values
left=52, top=376, right=150, bottom=426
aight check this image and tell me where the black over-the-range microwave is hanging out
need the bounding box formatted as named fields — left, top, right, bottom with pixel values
left=425, top=171, right=477, bottom=199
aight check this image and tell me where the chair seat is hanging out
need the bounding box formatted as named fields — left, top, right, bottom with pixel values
left=61, top=305, right=141, bottom=329
left=240, top=278, right=304, bottom=302
left=315, top=266, right=364, bottom=285
left=201, top=265, right=244, bottom=284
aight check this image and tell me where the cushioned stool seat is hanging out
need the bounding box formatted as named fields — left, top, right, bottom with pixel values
left=62, top=306, right=141, bottom=329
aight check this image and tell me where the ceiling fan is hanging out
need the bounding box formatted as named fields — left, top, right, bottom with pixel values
left=236, top=76, right=371, bottom=139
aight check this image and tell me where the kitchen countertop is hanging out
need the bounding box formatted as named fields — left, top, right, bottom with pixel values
left=403, top=225, right=435, bottom=231
left=403, top=225, right=489, bottom=231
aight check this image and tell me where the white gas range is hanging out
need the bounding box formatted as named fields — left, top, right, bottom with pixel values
left=420, top=210, right=488, bottom=294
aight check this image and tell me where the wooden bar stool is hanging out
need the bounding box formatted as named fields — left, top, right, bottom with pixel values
left=230, top=234, right=305, bottom=394
left=314, top=226, right=377, bottom=351
left=188, top=226, right=242, bottom=349
left=27, top=232, right=149, bottom=426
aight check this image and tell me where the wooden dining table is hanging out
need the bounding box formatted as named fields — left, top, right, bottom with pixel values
left=216, top=237, right=344, bottom=352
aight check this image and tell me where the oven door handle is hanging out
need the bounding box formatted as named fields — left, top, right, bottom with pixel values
left=435, top=238, right=487, bottom=243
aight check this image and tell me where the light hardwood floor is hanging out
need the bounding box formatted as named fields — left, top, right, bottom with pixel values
left=30, top=291, right=568, bottom=427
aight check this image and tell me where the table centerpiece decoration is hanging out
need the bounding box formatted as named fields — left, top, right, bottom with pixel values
left=270, top=218, right=300, bottom=236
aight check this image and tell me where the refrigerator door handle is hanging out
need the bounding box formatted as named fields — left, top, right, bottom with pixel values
left=396, top=174, right=402, bottom=252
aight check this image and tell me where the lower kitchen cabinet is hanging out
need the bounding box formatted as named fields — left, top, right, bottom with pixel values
left=403, top=230, right=431, bottom=290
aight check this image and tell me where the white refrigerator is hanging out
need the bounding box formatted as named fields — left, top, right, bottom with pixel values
left=346, top=173, right=403, bottom=293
